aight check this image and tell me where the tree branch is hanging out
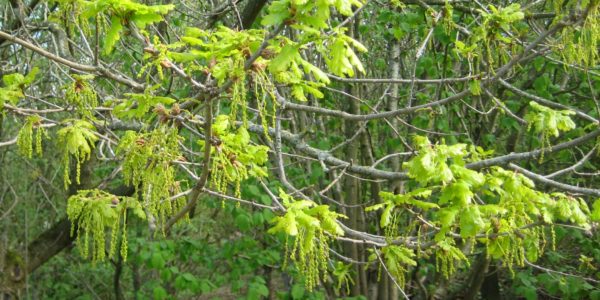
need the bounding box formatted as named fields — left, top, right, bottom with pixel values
left=508, top=163, right=600, bottom=197
left=467, top=128, right=600, bottom=170
left=0, top=30, right=144, bottom=90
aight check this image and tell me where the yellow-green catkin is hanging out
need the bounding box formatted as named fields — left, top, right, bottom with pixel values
left=551, top=224, right=556, bottom=251
left=288, top=229, right=330, bottom=292
left=17, top=121, right=34, bottom=158
left=119, top=127, right=185, bottom=231
left=17, top=115, right=44, bottom=159
left=65, top=76, right=98, bottom=118
left=417, top=226, right=422, bottom=259
left=540, top=226, right=547, bottom=255
left=252, top=69, right=278, bottom=140
left=67, top=190, right=138, bottom=263
left=35, top=125, right=45, bottom=156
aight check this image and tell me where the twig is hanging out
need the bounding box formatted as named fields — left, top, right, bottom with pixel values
left=373, top=247, right=411, bottom=300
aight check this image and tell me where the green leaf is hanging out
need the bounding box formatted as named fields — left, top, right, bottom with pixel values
left=261, top=1, right=291, bottom=26
left=406, top=198, right=439, bottom=210
left=269, top=44, right=299, bottom=74
left=291, top=284, right=305, bottom=299
left=153, top=286, right=168, bottom=300
left=150, top=252, right=166, bottom=269
left=104, top=15, right=123, bottom=55
left=525, top=102, right=575, bottom=138
left=469, top=80, right=481, bottom=95
left=591, top=199, right=600, bottom=222
left=439, top=180, right=473, bottom=206
left=268, top=210, right=299, bottom=236
left=380, top=203, right=394, bottom=228
left=2, top=73, right=25, bottom=86
left=365, top=203, right=386, bottom=212
left=383, top=245, right=416, bottom=266
left=131, top=13, right=163, bottom=29
left=248, top=278, right=269, bottom=299
left=23, top=67, right=39, bottom=85
left=437, top=207, right=459, bottom=230
left=235, top=213, right=252, bottom=231
left=459, top=206, right=485, bottom=238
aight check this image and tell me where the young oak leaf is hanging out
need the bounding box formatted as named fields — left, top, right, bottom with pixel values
left=459, top=206, right=486, bottom=238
